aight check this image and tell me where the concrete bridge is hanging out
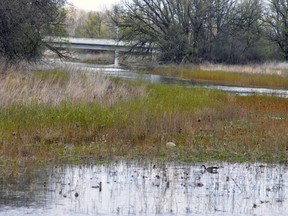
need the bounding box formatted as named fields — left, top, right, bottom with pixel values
left=47, top=37, right=136, bottom=66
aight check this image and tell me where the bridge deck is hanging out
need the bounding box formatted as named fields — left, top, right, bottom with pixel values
left=48, top=37, right=132, bottom=51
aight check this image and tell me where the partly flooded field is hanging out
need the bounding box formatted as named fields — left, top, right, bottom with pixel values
left=43, top=60, right=288, bottom=98
left=1, top=161, right=288, bottom=215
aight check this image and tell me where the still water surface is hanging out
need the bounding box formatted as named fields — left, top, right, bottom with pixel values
left=1, top=161, right=288, bottom=215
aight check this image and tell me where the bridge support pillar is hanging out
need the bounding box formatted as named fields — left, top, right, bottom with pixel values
left=114, top=50, right=119, bottom=67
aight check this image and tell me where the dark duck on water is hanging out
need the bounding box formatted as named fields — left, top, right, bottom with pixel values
left=201, top=165, right=219, bottom=174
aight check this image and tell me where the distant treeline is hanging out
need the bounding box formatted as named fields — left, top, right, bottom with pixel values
left=1, top=0, right=287, bottom=65
left=111, top=0, right=288, bottom=64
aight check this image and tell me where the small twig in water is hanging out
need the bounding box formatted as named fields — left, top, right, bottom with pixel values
left=232, top=178, right=242, bottom=192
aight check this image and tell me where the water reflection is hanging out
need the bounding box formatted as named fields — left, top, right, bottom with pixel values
left=1, top=161, right=288, bottom=216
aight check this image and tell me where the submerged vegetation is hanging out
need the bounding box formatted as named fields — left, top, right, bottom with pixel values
left=0, top=66, right=288, bottom=177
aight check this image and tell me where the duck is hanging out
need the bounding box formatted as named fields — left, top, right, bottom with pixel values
left=201, top=165, right=219, bottom=174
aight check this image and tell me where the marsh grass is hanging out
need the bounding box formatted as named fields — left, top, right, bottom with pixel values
left=1, top=66, right=288, bottom=177
left=147, top=63, right=288, bottom=89
left=200, top=62, right=288, bottom=76
left=0, top=68, right=145, bottom=107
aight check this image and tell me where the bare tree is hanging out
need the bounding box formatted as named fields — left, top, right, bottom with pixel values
left=113, top=0, right=273, bottom=63
left=0, top=0, right=67, bottom=64
left=225, top=0, right=264, bottom=63
left=266, top=0, right=288, bottom=60
left=74, top=11, right=115, bottom=39
left=113, top=0, right=215, bottom=63
left=201, top=0, right=237, bottom=61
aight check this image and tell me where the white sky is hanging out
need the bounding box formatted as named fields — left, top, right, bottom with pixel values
left=67, top=0, right=121, bottom=11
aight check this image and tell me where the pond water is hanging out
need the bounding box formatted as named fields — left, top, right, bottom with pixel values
left=1, top=161, right=288, bottom=216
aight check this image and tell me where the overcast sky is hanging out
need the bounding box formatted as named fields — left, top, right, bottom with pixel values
left=67, top=0, right=121, bottom=11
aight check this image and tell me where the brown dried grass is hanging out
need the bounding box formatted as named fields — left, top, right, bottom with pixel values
left=0, top=66, right=146, bottom=107
left=200, top=62, right=288, bottom=76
